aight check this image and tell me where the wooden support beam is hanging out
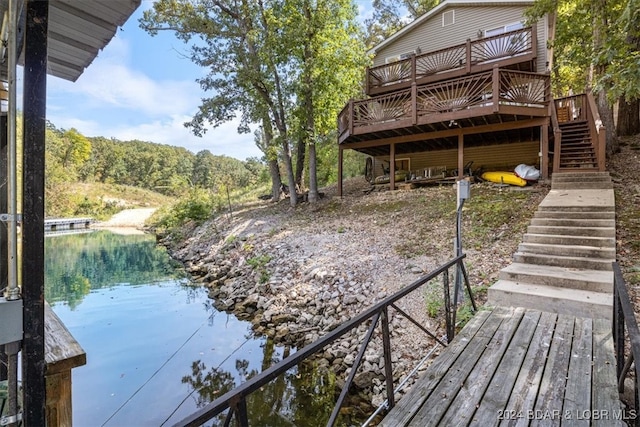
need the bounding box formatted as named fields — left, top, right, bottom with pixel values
left=541, top=121, right=549, bottom=179
left=22, top=1, right=49, bottom=425
left=390, top=143, right=396, bottom=191
left=338, top=146, right=343, bottom=197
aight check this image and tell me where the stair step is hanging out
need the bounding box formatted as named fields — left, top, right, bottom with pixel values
left=512, top=251, right=614, bottom=270
left=561, top=145, right=594, bottom=151
left=499, top=263, right=613, bottom=292
left=527, top=225, right=615, bottom=237
left=518, top=242, right=615, bottom=259
left=488, top=280, right=612, bottom=319
left=523, top=233, right=615, bottom=247
left=552, top=173, right=611, bottom=181
left=551, top=181, right=613, bottom=190
left=537, top=203, right=614, bottom=213
left=556, top=167, right=600, bottom=173
left=530, top=218, right=615, bottom=228
left=534, top=210, right=615, bottom=219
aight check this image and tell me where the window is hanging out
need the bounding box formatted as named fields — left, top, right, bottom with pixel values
left=385, top=52, right=414, bottom=63
left=484, top=21, right=523, bottom=37
left=442, top=10, right=455, bottom=27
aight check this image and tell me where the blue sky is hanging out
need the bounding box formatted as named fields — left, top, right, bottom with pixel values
left=44, top=1, right=373, bottom=161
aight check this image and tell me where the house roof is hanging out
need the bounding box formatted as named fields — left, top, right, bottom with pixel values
left=0, top=0, right=141, bottom=82
left=369, top=0, right=535, bottom=55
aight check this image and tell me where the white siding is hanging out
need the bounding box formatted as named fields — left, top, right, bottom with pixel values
left=373, top=5, right=547, bottom=69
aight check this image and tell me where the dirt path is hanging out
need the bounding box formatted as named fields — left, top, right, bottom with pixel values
left=94, top=208, right=157, bottom=229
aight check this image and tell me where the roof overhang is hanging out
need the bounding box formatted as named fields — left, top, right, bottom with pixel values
left=0, top=0, right=141, bottom=82
left=368, top=0, right=535, bottom=56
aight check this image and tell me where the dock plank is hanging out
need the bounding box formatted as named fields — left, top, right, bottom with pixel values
left=407, top=307, right=513, bottom=426
left=499, top=311, right=557, bottom=427
left=438, top=308, right=526, bottom=426
left=380, top=308, right=626, bottom=427
left=469, top=310, right=542, bottom=427
left=562, top=317, right=592, bottom=427
left=533, top=314, right=575, bottom=426
left=592, top=318, right=625, bottom=427
left=378, top=310, right=492, bottom=427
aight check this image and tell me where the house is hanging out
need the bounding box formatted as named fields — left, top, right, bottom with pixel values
left=336, top=0, right=605, bottom=194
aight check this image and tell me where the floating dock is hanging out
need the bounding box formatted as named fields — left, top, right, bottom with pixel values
left=44, top=218, right=94, bottom=232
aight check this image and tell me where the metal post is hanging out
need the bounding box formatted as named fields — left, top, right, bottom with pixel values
left=0, top=113, right=7, bottom=382
left=22, top=1, right=48, bottom=425
left=381, top=307, right=395, bottom=409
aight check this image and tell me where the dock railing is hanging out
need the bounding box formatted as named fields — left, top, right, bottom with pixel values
left=613, top=262, right=640, bottom=427
left=173, top=255, right=475, bottom=427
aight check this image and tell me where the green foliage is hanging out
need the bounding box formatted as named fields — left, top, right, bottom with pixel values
left=150, top=188, right=221, bottom=233
left=247, top=254, right=272, bottom=284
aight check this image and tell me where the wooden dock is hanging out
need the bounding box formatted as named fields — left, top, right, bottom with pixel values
left=44, top=218, right=94, bottom=232
left=380, top=306, right=631, bottom=426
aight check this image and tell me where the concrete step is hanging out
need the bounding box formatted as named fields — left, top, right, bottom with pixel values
left=551, top=181, right=613, bottom=190
left=512, top=251, right=614, bottom=271
left=518, top=242, right=616, bottom=259
left=533, top=210, right=615, bottom=220
left=530, top=218, right=615, bottom=228
left=499, top=263, right=612, bottom=292
left=537, top=204, right=614, bottom=213
left=551, top=171, right=611, bottom=179
left=488, top=280, right=612, bottom=319
left=523, top=233, right=615, bottom=248
left=527, top=225, right=615, bottom=238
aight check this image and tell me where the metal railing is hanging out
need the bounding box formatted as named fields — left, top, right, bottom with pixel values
left=174, top=255, right=475, bottom=427
left=613, top=262, right=640, bottom=427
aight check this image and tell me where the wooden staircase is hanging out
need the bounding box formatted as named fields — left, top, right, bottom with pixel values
left=558, top=120, right=598, bottom=170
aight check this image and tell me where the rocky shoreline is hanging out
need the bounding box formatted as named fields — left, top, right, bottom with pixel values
left=159, top=178, right=549, bottom=409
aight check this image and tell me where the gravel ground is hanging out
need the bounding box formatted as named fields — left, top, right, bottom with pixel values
left=94, top=207, right=157, bottom=229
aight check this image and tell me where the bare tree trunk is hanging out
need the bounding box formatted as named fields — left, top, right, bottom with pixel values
left=303, top=0, right=318, bottom=204
left=268, top=158, right=282, bottom=201
left=592, top=0, right=618, bottom=156
left=294, top=138, right=305, bottom=191
left=617, top=96, right=640, bottom=136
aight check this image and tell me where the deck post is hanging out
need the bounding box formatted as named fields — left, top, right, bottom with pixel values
left=45, top=303, right=86, bottom=427
left=457, top=133, right=464, bottom=179
left=541, top=120, right=549, bottom=179
left=465, top=39, right=472, bottom=74
left=492, top=66, right=500, bottom=113
left=22, top=1, right=49, bottom=425
left=411, top=83, right=417, bottom=125
left=338, top=146, right=343, bottom=197
left=390, top=143, right=396, bottom=191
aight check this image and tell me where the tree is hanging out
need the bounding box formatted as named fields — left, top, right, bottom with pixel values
left=141, top=0, right=300, bottom=206
left=141, top=0, right=367, bottom=206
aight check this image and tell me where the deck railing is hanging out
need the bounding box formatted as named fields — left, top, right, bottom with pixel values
left=553, top=92, right=606, bottom=171
left=339, top=68, right=550, bottom=142
left=173, top=255, right=475, bottom=427
left=613, top=262, right=640, bottom=427
left=366, top=27, right=535, bottom=95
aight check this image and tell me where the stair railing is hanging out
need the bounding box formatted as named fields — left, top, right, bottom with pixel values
left=549, top=99, right=562, bottom=173
left=585, top=91, right=606, bottom=171
left=173, top=255, right=475, bottom=427
left=612, top=262, right=640, bottom=427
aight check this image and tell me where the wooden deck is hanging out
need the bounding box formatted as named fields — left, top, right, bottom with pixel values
left=380, top=306, right=631, bottom=426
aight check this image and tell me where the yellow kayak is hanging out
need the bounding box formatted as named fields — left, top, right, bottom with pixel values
left=481, top=171, right=527, bottom=187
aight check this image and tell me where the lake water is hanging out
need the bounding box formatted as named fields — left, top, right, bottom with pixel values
left=44, top=230, right=359, bottom=426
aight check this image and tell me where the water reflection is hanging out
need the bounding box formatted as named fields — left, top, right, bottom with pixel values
left=44, top=230, right=367, bottom=426
left=45, top=230, right=182, bottom=308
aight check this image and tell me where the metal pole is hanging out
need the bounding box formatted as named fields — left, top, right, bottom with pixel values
left=5, top=0, right=19, bottom=303
left=0, top=113, right=7, bottom=382
left=22, top=1, right=48, bottom=425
